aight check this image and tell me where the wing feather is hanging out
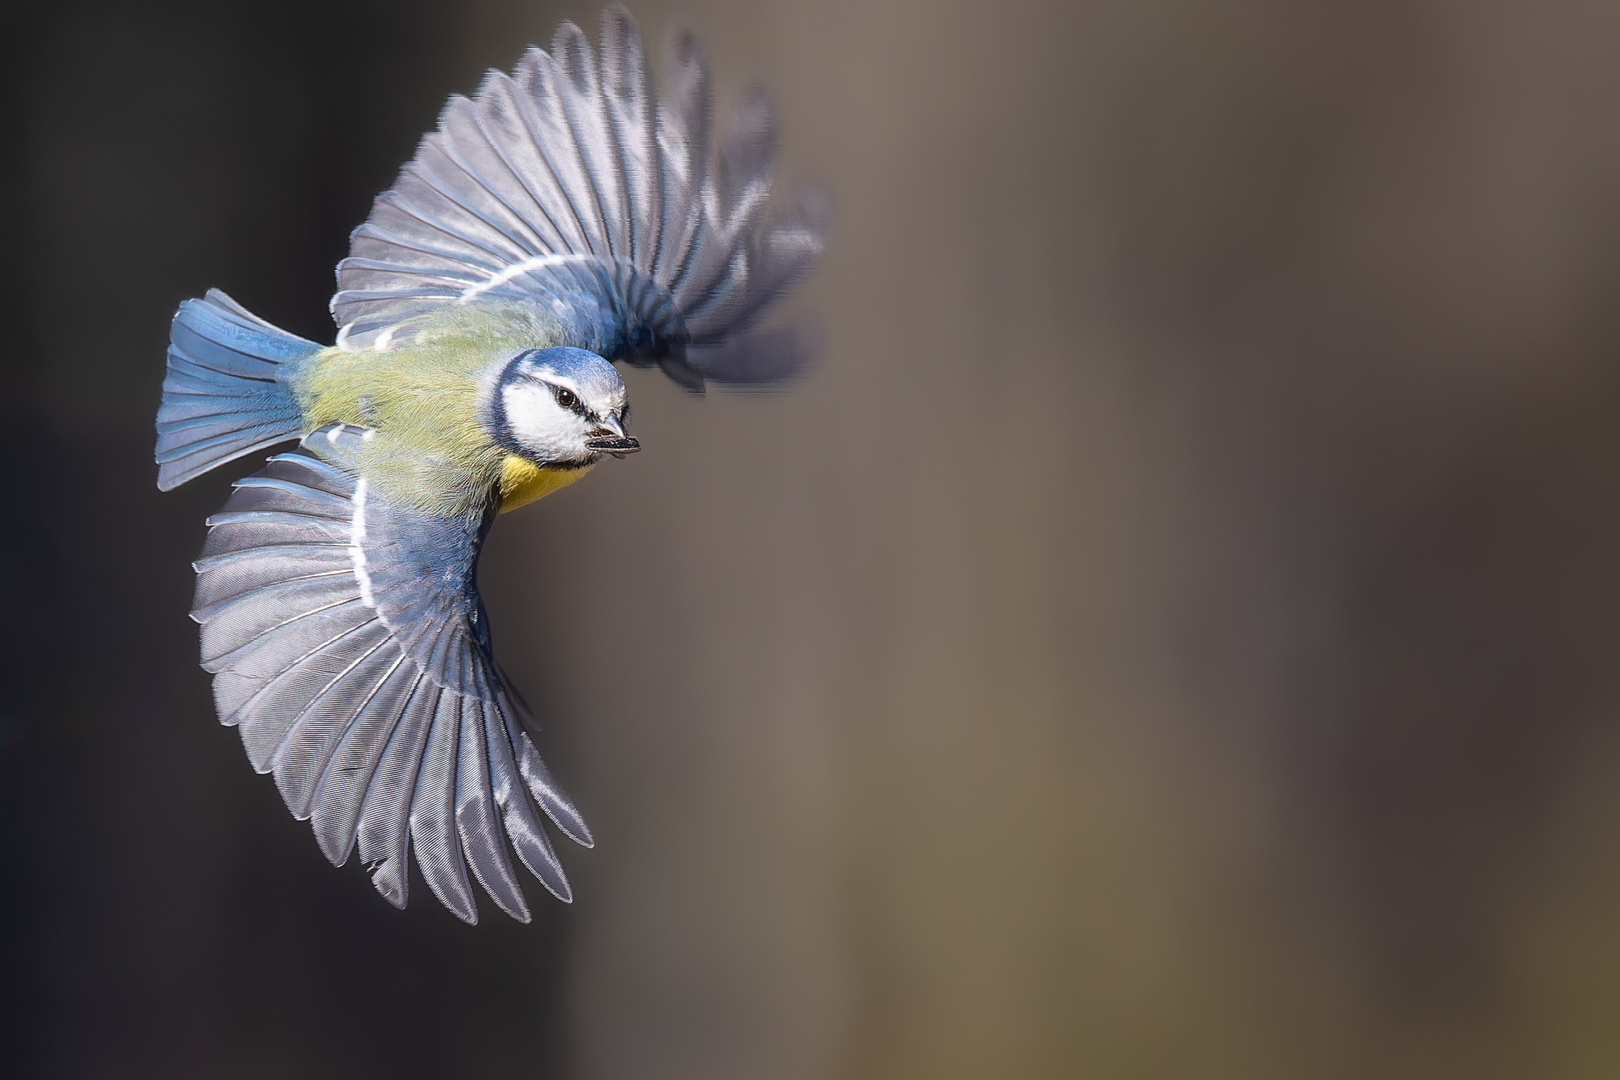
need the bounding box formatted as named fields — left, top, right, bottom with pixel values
left=330, top=6, right=825, bottom=386
left=456, top=689, right=531, bottom=922
left=307, top=651, right=413, bottom=864
left=190, top=426, right=588, bottom=922
left=422, top=118, right=558, bottom=256
left=497, top=668, right=592, bottom=848
left=552, top=20, right=629, bottom=262
left=348, top=220, right=504, bottom=273
left=238, top=620, right=392, bottom=773
left=212, top=604, right=379, bottom=726
left=600, top=7, right=659, bottom=270
left=468, top=78, right=581, bottom=255
left=410, top=686, right=478, bottom=922
left=652, top=29, right=710, bottom=287
left=356, top=672, right=435, bottom=909
left=368, top=187, right=519, bottom=266
left=508, top=51, right=602, bottom=256
left=271, top=630, right=400, bottom=818
left=483, top=687, right=572, bottom=901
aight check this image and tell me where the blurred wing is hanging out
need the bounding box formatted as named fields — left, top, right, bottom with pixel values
left=331, top=5, right=827, bottom=389
left=191, top=424, right=588, bottom=924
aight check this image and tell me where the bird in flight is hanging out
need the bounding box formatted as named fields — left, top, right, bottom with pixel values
left=154, top=6, right=825, bottom=923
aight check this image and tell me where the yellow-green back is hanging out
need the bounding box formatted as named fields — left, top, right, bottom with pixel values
left=290, top=306, right=572, bottom=517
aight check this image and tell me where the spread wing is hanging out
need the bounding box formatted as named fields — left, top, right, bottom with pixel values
left=331, top=5, right=828, bottom=389
left=191, top=425, right=587, bottom=923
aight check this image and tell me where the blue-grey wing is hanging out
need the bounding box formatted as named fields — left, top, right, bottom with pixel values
left=191, top=424, right=588, bottom=923
left=330, top=5, right=827, bottom=388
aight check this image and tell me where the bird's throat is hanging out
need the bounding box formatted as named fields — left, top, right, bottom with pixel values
left=497, top=455, right=594, bottom=513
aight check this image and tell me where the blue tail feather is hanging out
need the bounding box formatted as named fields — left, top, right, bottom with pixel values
left=155, top=290, right=318, bottom=491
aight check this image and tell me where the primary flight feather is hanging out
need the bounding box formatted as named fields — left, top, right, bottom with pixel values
left=155, top=6, right=825, bottom=924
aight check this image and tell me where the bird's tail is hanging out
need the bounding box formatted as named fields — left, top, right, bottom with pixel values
left=155, top=289, right=319, bottom=491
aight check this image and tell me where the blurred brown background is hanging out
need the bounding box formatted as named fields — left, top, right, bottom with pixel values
left=6, top=0, right=1620, bottom=1077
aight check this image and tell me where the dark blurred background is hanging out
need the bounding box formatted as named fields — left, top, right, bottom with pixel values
left=6, top=0, right=1620, bottom=1077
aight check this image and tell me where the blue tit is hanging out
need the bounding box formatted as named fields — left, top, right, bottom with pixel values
left=153, top=6, right=826, bottom=924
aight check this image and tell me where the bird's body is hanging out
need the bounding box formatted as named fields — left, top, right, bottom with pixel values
left=292, top=308, right=595, bottom=518
left=154, top=7, right=824, bottom=923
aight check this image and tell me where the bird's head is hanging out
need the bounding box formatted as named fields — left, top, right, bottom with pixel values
left=486, top=346, right=638, bottom=465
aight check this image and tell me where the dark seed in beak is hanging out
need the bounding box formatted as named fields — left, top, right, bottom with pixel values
left=584, top=434, right=641, bottom=453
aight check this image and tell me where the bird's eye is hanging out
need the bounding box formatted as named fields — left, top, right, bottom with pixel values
left=554, top=387, right=579, bottom=411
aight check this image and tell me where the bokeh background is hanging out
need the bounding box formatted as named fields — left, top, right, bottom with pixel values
left=6, top=0, right=1620, bottom=1077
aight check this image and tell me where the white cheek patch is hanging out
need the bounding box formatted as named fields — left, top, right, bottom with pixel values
left=502, top=382, right=582, bottom=459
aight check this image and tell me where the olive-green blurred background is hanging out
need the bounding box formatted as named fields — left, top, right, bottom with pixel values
left=6, top=1, right=1620, bottom=1077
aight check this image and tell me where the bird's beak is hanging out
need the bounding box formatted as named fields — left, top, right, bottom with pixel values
left=584, top=417, right=640, bottom=457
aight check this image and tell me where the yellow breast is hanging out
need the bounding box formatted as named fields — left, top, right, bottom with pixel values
left=498, top=455, right=594, bottom=513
